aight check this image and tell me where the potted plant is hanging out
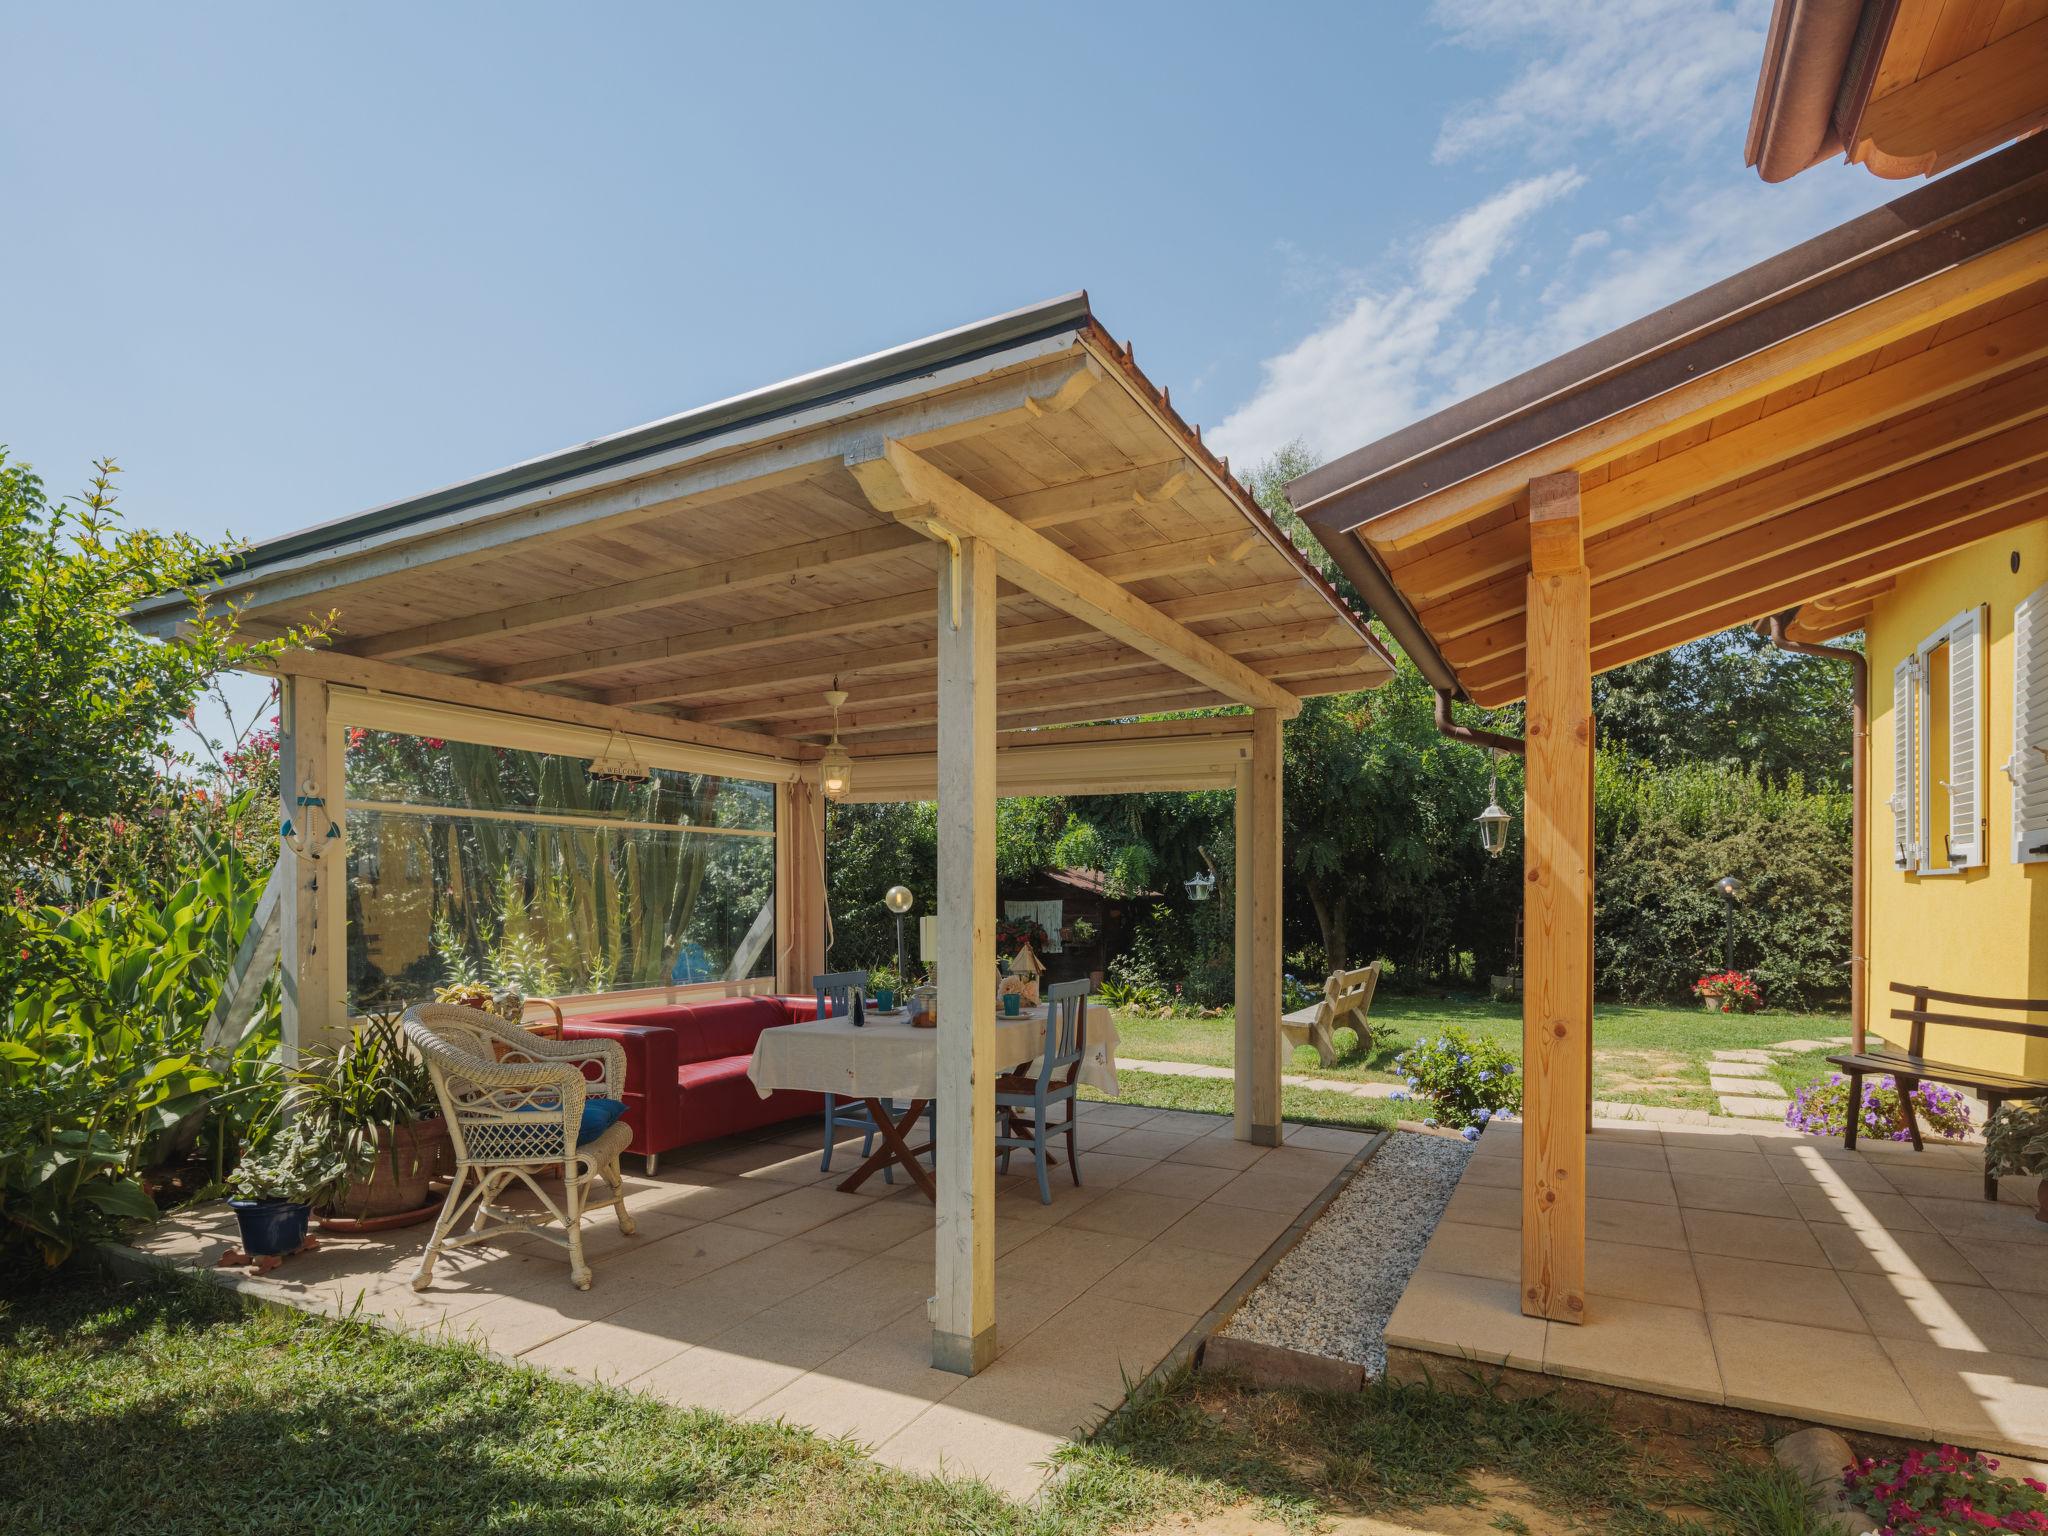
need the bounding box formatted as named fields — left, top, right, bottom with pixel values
left=285, top=1011, right=449, bottom=1230
left=225, top=1120, right=351, bottom=1260
left=1985, top=1100, right=2048, bottom=1222
left=1692, top=970, right=1763, bottom=1013
left=868, top=962, right=902, bottom=1012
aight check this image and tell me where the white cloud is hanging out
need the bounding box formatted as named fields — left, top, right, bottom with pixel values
left=1212, top=170, right=1583, bottom=464
left=1430, top=0, right=1772, bottom=164
left=1210, top=0, right=1893, bottom=471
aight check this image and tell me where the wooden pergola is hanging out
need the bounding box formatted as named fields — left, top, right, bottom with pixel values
left=134, top=294, right=1392, bottom=1373
left=1288, top=138, right=2048, bottom=1325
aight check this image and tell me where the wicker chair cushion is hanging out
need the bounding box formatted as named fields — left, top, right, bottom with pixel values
left=513, top=1095, right=627, bottom=1144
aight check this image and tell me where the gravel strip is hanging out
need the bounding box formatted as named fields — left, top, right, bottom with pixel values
left=1220, top=1129, right=1474, bottom=1378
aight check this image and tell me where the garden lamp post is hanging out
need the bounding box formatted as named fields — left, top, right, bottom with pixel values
left=1715, top=874, right=1748, bottom=973
left=884, top=884, right=915, bottom=982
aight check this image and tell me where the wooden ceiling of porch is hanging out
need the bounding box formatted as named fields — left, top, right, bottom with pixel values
left=214, top=325, right=1391, bottom=750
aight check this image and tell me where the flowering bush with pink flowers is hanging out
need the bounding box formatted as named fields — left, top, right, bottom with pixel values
left=1843, top=1444, right=2048, bottom=1534
left=1785, top=1072, right=1973, bottom=1143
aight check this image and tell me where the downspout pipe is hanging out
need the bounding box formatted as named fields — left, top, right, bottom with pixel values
left=1434, top=688, right=1524, bottom=757
left=1762, top=611, right=1868, bottom=1051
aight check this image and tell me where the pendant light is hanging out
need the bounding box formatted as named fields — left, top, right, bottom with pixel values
left=819, top=682, right=853, bottom=800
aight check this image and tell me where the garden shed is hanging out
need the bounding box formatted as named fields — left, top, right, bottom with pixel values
left=132, top=294, right=1393, bottom=1373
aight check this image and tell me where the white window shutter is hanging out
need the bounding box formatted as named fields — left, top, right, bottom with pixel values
left=1944, top=607, right=1985, bottom=868
left=1890, top=655, right=1918, bottom=870
left=2012, top=584, right=2048, bottom=864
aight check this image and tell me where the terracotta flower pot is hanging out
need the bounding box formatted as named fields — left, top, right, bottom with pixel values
left=328, top=1118, right=449, bottom=1225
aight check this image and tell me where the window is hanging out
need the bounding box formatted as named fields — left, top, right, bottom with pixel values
left=342, top=728, right=776, bottom=1011
left=1892, top=608, right=1986, bottom=874
left=2011, top=582, right=2048, bottom=864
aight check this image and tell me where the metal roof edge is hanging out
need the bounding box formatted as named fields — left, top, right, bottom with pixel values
left=182, top=292, right=1096, bottom=587
left=1286, top=135, right=2048, bottom=533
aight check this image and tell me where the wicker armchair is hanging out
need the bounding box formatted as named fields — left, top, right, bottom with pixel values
left=402, top=1002, right=637, bottom=1292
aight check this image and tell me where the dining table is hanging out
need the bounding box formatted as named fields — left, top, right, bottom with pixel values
left=745, top=999, right=1121, bottom=1199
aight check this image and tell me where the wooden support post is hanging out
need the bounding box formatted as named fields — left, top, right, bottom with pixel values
left=775, top=778, right=827, bottom=993
left=1234, top=708, right=1284, bottom=1145
left=932, top=533, right=998, bottom=1375
left=276, top=675, right=347, bottom=1064
left=1521, top=473, right=1592, bottom=1324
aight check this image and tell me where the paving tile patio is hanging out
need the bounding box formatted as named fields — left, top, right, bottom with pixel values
left=1385, top=1121, right=2048, bottom=1459
left=125, top=1099, right=1363, bottom=1500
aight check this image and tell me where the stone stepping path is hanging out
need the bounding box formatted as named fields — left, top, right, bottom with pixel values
left=1707, top=1036, right=1853, bottom=1120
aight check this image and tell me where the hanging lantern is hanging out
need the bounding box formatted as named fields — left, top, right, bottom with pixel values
left=1475, top=750, right=1512, bottom=856
left=819, top=684, right=853, bottom=800
left=1183, top=869, right=1216, bottom=902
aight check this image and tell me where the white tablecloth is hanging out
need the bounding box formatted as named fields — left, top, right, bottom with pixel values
left=748, top=1001, right=1120, bottom=1102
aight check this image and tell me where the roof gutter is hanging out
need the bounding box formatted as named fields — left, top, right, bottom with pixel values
left=1746, top=0, right=1891, bottom=183
left=1320, top=530, right=1463, bottom=696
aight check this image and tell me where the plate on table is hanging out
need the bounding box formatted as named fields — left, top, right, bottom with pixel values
left=866, top=1007, right=906, bottom=1018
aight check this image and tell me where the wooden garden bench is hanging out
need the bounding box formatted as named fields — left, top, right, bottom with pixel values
left=1280, top=963, right=1380, bottom=1069
left=1827, top=981, right=2048, bottom=1200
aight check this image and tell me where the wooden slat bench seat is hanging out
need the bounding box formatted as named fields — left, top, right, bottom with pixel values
left=1828, top=982, right=2048, bottom=1200
left=1279, top=963, right=1380, bottom=1070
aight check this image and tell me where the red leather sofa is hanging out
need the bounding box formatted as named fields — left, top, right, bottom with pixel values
left=560, top=994, right=822, bottom=1171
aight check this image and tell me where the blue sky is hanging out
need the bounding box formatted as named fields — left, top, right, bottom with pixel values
left=4, top=1, right=1897, bottom=550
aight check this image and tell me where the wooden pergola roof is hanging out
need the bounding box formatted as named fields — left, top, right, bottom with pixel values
left=1289, top=137, right=2048, bottom=708
left=137, top=295, right=1391, bottom=758
left=1747, top=0, right=2048, bottom=183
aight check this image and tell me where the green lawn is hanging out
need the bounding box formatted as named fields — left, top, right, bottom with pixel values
left=1112, top=994, right=1852, bottom=1115
left=0, top=1267, right=1826, bottom=1535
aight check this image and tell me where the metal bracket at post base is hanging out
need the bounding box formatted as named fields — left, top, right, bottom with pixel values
left=931, top=1323, right=998, bottom=1376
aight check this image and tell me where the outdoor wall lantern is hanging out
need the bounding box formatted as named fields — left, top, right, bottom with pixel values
left=819, top=683, right=854, bottom=800
left=1474, top=751, right=1512, bottom=857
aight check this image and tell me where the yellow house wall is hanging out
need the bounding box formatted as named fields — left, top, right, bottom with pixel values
left=1864, top=513, right=2048, bottom=1078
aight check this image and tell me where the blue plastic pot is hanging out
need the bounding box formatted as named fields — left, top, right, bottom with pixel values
left=229, top=1198, right=311, bottom=1257
left=874, top=988, right=896, bottom=1011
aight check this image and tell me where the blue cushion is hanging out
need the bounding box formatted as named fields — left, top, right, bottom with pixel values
left=578, top=1097, right=628, bottom=1142
left=513, top=1096, right=628, bottom=1147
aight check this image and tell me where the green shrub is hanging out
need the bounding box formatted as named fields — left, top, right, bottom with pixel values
left=1391, top=1026, right=1521, bottom=1135
left=1593, top=751, right=1850, bottom=1009
left=1986, top=1100, right=2048, bottom=1178
left=0, top=853, right=279, bottom=1268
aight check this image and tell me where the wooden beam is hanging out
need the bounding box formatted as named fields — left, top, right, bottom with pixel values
left=1521, top=473, right=1590, bottom=1325
left=349, top=524, right=926, bottom=660
left=1353, top=228, right=2048, bottom=555
left=596, top=583, right=1314, bottom=708
left=931, top=532, right=998, bottom=1376
left=774, top=779, right=826, bottom=993
left=484, top=590, right=935, bottom=687
left=1235, top=708, right=1284, bottom=1145
left=1851, top=16, right=2048, bottom=178
left=1432, top=378, right=2048, bottom=665
left=1092, top=530, right=1263, bottom=583
left=1400, top=356, right=2048, bottom=604
left=695, top=620, right=1347, bottom=725
left=996, top=459, right=1193, bottom=530
left=847, top=440, right=1299, bottom=716
left=275, top=675, right=347, bottom=1064
left=844, top=714, right=1254, bottom=758
left=249, top=646, right=799, bottom=760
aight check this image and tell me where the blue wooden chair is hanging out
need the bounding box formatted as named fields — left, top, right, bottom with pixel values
left=996, top=978, right=1089, bottom=1204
